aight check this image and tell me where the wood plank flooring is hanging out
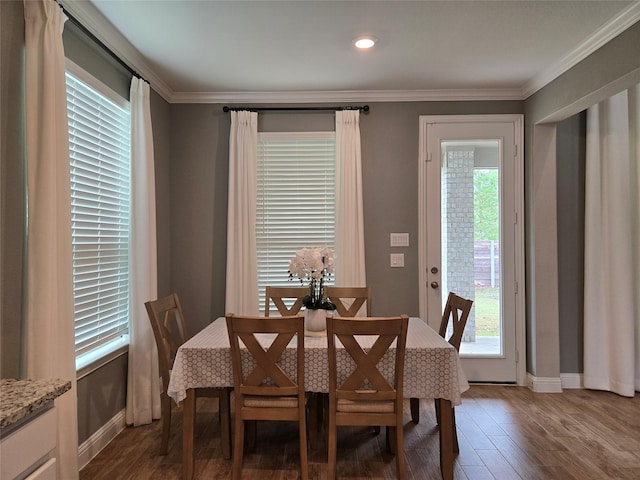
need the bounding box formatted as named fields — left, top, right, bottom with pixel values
left=79, top=386, right=640, bottom=479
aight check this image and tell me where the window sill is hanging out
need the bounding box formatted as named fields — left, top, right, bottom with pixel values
left=76, top=336, right=129, bottom=380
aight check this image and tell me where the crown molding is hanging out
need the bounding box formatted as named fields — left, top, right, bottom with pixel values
left=170, top=88, right=524, bottom=104
left=58, top=0, right=174, bottom=103
left=60, top=0, right=640, bottom=105
left=521, top=2, right=640, bottom=99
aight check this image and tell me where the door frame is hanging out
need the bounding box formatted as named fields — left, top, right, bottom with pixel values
left=418, top=114, right=526, bottom=386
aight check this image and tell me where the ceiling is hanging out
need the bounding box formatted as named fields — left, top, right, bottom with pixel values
left=65, top=1, right=640, bottom=103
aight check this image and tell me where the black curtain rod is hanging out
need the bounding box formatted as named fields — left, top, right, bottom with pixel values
left=58, top=2, right=146, bottom=83
left=222, top=105, right=370, bottom=113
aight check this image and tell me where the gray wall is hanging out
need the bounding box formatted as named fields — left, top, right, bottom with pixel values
left=76, top=354, right=127, bottom=443
left=152, top=83, right=172, bottom=299
left=168, top=101, right=523, bottom=335
left=1, top=0, right=26, bottom=379
left=168, top=105, right=228, bottom=334
left=556, top=113, right=586, bottom=374
left=524, top=21, right=640, bottom=377
left=63, top=22, right=130, bottom=99
left=525, top=23, right=640, bottom=126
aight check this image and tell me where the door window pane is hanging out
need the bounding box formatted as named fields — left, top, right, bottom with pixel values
left=441, top=140, right=501, bottom=355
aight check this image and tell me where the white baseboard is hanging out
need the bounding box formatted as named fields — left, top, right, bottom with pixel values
left=78, top=409, right=126, bottom=470
left=560, top=373, right=584, bottom=389
left=526, top=373, right=563, bottom=393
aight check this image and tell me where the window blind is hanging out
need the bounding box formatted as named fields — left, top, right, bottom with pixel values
left=65, top=68, right=131, bottom=360
left=256, top=132, right=336, bottom=310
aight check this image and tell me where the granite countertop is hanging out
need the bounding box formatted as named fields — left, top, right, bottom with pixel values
left=0, top=378, right=71, bottom=430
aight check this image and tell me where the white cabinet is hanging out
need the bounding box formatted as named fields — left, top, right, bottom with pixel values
left=0, top=406, right=57, bottom=480
left=26, top=458, right=57, bottom=480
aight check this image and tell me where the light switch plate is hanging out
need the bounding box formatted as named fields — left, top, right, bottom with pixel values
left=390, top=253, right=405, bottom=267
left=390, top=233, right=409, bottom=247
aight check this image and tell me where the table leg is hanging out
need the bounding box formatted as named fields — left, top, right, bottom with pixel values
left=410, top=397, right=420, bottom=423
left=183, top=389, right=196, bottom=480
left=219, top=388, right=231, bottom=459
left=307, top=393, right=318, bottom=449
left=437, top=398, right=454, bottom=480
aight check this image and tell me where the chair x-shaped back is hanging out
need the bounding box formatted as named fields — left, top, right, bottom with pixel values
left=237, top=330, right=297, bottom=394
left=264, top=286, right=308, bottom=317
left=439, top=292, right=474, bottom=350
left=325, top=286, right=372, bottom=317
left=337, top=333, right=396, bottom=398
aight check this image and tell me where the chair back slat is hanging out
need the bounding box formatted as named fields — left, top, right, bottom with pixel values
left=145, top=293, right=188, bottom=389
left=336, top=334, right=397, bottom=394
left=439, top=292, right=474, bottom=351
left=239, top=332, right=297, bottom=390
left=325, top=286, right=372, bottom=317
left=264, top=286, right=308, bottom=316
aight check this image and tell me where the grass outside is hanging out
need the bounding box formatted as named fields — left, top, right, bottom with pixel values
left=474, top=286, right=500, bottom=336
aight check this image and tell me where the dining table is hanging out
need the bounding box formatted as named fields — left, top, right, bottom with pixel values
left=167, top=316, right=469, bottom=480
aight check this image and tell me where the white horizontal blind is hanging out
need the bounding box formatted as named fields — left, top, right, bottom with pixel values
left=65, top=68, right=131, bottom=360
left=256, top=132, right=336, bottom=311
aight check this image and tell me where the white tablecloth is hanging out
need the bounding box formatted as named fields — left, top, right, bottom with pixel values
left=167, top=317, right=469, bottom=406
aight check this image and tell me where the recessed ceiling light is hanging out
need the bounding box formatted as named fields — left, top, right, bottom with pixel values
left=354, top=36, right=377, bottom=49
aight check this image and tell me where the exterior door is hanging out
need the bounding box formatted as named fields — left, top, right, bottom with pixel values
left=418, top=115, right=525, bottom=384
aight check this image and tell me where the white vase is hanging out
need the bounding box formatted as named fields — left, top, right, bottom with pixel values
left=304, top=308, right=327, bottom=332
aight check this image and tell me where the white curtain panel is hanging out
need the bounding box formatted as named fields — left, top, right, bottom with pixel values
left=126, top=78, right=161, bottom=425
left=23, top=0, right=79, bottom=477
left=335, top=110, right=366, bottom=287
left=226, top=111, right=259, bottom=315
left=584, top=83, right=640, bottom=397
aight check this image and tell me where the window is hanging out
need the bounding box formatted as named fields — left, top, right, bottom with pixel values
left=65, top=61, right=131, bottom=370
left=256, top=132, right=336, bottom=309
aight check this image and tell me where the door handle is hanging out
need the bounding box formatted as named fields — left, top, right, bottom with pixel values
left=430, top=281, right=439, bottom=289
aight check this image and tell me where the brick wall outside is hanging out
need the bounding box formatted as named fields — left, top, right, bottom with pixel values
left=442, top=149, right=476, bottom=342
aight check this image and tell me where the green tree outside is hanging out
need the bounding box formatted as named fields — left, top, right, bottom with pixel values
left=474, top=168, right=500, bottom=339
left=474, top=169, right=499, bottom=241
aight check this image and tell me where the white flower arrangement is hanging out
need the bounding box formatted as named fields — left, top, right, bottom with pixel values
left=288, top=247, right=336, bottom=310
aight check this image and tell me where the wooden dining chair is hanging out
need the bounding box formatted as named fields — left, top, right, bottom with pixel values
left=264, top=287, right=321, bottom=442
left=324, top=287, right=375, bottom=433
left=226, top=313, right=309, bottom=480
left=145, top=293, right=231, bottom=457
left=264, top=286, right=308, bottom=316
left=438, top=292, right=474, bottom=350
left=324, top=286, right=372, bottom=317
left=326, top=314, right=409, bottom=480
left=409, top=291, right=473, bottom=452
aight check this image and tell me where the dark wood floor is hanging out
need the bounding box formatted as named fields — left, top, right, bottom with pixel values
left=80, top=386, right=640, bottom=479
